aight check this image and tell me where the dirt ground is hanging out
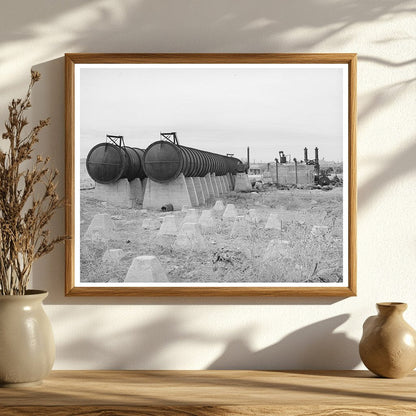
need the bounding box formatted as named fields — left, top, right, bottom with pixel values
left=80, top=185, right=344, bottom=284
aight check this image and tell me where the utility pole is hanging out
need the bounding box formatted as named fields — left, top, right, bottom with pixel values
left=294, top=158, right=298, bottom=185
left=274, top=158, right=279, bottom=186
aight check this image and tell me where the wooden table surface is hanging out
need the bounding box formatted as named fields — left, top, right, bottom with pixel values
left=1, top=370, right=415, bottom=415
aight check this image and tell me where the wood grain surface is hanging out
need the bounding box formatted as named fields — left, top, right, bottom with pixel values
left=1, top=370, right=415, bottom=415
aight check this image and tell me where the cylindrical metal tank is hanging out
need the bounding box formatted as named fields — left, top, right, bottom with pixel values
left=86, top=143, right=146, bottom=184
left=143, top=140, right=242, bottom=183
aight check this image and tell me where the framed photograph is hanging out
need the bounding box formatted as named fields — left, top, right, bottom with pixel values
left=65, top=53, right=356, bottom=296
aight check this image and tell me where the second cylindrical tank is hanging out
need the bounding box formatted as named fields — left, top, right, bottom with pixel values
left=143, top=140, right=242, bottom=183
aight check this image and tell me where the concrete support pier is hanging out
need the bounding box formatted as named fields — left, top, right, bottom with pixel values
left=234, top=173, right=252, bottom=192
left=94, top=178, right=144, bottom=208
left=193, top=177, right=206, bottom=205
left=143, top=174, right=192, bottom=210
left=211, top=174, right=220, bottom=197
left=185, top=177, right=199, bottom=207
left=205, top=174, right=215, bottom=198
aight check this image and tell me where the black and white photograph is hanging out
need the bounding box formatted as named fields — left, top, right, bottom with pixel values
left=66, top=54, right=356, bottom=296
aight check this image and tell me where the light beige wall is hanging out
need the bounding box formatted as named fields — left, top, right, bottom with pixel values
left=1, top=0, right=415, bottom=370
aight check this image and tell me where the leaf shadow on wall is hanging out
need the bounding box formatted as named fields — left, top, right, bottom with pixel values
left=52, top=308, right=359, bottom=370
left=0, top=0, right=414, bottom=97
left=207, top=314, right=360, bottom=370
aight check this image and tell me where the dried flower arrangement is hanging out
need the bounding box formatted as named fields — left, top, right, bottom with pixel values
left=0, top=71, right=65, bottom=295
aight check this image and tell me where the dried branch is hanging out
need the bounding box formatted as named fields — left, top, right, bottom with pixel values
left=0, top=71, right=66, bottom=295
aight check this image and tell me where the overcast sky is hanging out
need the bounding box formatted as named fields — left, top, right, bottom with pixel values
left=79, top=64, right=345, bottom=162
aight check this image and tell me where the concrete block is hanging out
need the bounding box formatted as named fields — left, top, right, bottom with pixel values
left=183, top=208, right=200, bottom=224
left=192, top=177, right=206, bottom=205
left=265, top=213, right=283, bottom=230
left=263, top=239, right=290, bottom=261
left=142, top=218, right=161, bottom=230
left=173, top=222, right=207, bottom=251
left=157, top=215, right=178, bottom=236
left=84, top=213, right=115, bottom=241
left=247, top=208, right=260, bottom=224
left=213, top=200, right=225, bottom=211
left=311, top=225, right=330, bottom=237
left=102, top=249, right=124, bottom=264
left=185, top=177, right=199, bottom=207
left=223, top=204, right=238, bottom=219
left=230, top=216, right=251, bottom=238
left=124, top=255, right=168, bottom=282
left=234, top=173, right=252, bottom=192
left=181, top=205, right=191, bottom=212
left=198, top=209, right=215, bottom=232
left=143, top=173, right=192, bottom=210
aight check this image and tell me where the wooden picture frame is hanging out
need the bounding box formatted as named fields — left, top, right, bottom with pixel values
left=65, top=53, right=356, bottom=296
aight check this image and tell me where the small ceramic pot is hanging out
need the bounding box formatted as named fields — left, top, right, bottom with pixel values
left=359, top=302, right=416, bottom=378
left=0, top=290, right=55, bottom=387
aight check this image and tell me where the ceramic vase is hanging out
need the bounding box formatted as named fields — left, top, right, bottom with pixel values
left=0, top=290, right=55, bottom=387
left=359, top=302, right=416, bottom=378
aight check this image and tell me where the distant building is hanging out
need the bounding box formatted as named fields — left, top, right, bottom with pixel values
left=248, top=162, right=315, bottom=185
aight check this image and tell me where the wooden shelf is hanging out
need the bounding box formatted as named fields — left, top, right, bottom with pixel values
left=1, top=370, right=415, bottom=415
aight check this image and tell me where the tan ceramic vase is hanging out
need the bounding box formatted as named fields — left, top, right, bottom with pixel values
left=359, top=302, right=416, bottom=378
left=0, top=290, right=55, bottom=387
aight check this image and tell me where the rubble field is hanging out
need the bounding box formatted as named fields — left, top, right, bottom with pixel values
left=80, top=185, right=344, bottom=284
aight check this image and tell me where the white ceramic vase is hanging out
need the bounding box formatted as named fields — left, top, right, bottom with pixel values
left=0, top=290, right=55, bottom=387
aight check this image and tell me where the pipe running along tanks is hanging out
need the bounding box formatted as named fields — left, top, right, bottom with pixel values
left=143, top=133, right=243, bottom=183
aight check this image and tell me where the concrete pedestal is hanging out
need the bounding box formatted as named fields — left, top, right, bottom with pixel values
left=210, top=174, right=220, bottom=197
left=173, top=223, right=206, bottom=251
left=83, top=213, right=115, bottom=241
left=234, top=173, right=252, bottom=192
left=219, top=176, right=228, bottom=193
left=185, top=177, right=199, bottom=207
left=142, top=218, right=161, bottom=230
left=192, top=177, right=206, bottom=205
left=247, top=208, right=260, bottom=224
left=230, top=216, right=251, bottom=238
left=143, top=174, right=192, bottom=210
left=265, top=213, right=283, bottom=230
left=205, top=174, right=215, bottom=197
left=213, top=200, right=225, bottom=211
left=263, top=239, right=290, bottom=261
left=311, top=225, right=330, bottom=237
left=94, top=178, right=144, bottom=208
left=200, top=177, right=210, bottom=201
left=183, top=209, right=200, bottom=224
left=223, top=204, right=238, bottom=219
left=227, top=173, right=235, bottom=190
left=215, top=176, right=223, bottom=194
left=198, top=209, right=215, bottom=232
left=124, top=256, right=168, bottom=282
left=158, top=215, right=178, bottom=236
left=102, top=249, right=124, bottom=264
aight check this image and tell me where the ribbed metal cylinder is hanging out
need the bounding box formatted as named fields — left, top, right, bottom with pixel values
left=143, top=140, right=242, bottom=183
left=86, top=143, right=146, bottom=184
